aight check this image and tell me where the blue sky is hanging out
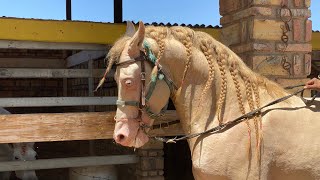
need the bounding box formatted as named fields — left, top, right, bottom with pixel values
left=0, top=0, right=319, bottom=30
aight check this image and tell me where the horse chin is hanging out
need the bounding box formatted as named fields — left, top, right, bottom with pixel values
left=133, top=129, right=150, bottom=148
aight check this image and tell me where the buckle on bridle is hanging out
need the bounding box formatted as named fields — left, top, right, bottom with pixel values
left=141, top=72, right=146, bottom=80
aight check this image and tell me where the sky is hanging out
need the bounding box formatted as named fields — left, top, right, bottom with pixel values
left=0, top=0, right=318, bottom=30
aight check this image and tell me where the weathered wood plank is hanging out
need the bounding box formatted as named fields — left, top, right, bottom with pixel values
left=0, top=40, right=106, bottom=50
left=0, top=97, right=117, bottom=107
left=0, top=68, right=110, bottom=78
left=0, top=155, right=138, bottom=172
left=0, top=18, right=318, bottom=51
left=0, top=111, right=182, bottom=143
left=313, top=32, right=320, bottom=51
left=0, top=17, right=127, bottom=44
left=0, top=58, right=65, bottom=68
left=67, top=50, right=106, bottom=67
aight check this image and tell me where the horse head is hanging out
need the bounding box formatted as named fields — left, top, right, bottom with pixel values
left=112, top=21, right=171, bottom=148
left=13, top=142, right=38, bottom=180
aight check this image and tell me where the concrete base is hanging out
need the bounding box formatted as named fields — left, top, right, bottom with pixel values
left=69, top=165, right=117, bottom=180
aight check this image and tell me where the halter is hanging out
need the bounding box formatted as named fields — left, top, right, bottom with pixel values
left=114, top=42, right=177, bottom=131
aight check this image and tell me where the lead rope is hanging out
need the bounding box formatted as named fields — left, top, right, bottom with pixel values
left=152, top=85, right=318, bottom=143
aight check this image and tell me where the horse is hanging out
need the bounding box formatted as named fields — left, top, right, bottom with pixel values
left=102, top=21, right=320, bottom=180
left=0, top=108, right=38, bottom=180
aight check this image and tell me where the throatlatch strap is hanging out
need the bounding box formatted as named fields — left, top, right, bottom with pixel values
left=116, top=100, right=140, bottom=107
left=140, top=51, right=146, bottom=108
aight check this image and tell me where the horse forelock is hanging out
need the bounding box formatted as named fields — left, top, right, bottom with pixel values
left=105, top=36, right=131, bottom=73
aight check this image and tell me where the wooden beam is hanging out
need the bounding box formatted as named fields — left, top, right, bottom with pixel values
left=0, top=40, right=107, bottom=50
left=0, top=17, right=127, bottom=45
left=313, top=32, right=320, bottom=50
left=0, top=58, right=65, bottom=68
left=66, top=0, right=72, bottom=20
left=0, top=17, right=219, bottom=45
left=196, top=27, right=220, bottom=40
left=0, top=97, right=117, bottom=107
left=114, top=0, right=123, bottom=23
left=0, top=18, right=318, bottom=50
left=0, top=111, right=182, bottom=143
left=0, top=155, right=138, bottom=172
left=67, top=50, right=106, bottom=67
left=0, top=68, right=110, bottom=78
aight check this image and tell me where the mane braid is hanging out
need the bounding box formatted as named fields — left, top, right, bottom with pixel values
left=252, top=82, right=263, bottom=162
left=216, top=51, right=228, bottom=124
left=145, top=26, right=168, bottom=62
left=243, top=75, right=262, bottom=164
left=170, top=27, right=194, bottom=86
left=198, top=38, right=216, bottom=107
left=230, top=63, right=252, bottom=158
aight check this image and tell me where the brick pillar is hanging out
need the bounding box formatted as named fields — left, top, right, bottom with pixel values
left=136, top=139, right=164, bottom=180
left=220, top=0, right=312, bottom=89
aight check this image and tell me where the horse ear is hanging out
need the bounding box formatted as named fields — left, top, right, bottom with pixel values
left=128, top=21, right=145, bottom=56
left=125, top=21, right=135, bottom=37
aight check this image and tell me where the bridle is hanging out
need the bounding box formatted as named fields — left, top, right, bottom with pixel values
left=114, top=42, right=178, bottom=133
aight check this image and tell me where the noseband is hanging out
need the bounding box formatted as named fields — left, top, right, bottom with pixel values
left=114, top=42, right=177, bottom=131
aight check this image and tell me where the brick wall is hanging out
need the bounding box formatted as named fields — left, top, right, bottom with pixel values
left=220, top=0, right=312, bottom=87
left=136, top=140, right=164, bottom=180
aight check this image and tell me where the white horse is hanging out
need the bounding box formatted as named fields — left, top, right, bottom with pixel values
left=105, top=21, right=320, bottom=179
left=0, top=108, right=38, bottom=180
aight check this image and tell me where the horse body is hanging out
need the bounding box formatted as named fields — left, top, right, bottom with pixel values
left=184, top=96, right=320, bottom=180
left=109, top=21, right=320, bottom=179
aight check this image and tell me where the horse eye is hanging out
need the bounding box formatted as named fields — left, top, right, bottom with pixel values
left=125, top=79, right=133, bottom=86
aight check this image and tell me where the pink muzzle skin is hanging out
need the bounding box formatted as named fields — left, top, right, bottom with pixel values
left=113, top=116, right=150, bottom=148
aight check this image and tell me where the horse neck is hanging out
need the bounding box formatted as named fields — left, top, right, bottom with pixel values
left=158, top=38, right=221, bottom=133
left=160, top=38, right=294, bottom=133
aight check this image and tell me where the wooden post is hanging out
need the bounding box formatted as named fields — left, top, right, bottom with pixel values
left=114, top=0, right=123, bottom=23
left=66, top=0, right=72, bottom=20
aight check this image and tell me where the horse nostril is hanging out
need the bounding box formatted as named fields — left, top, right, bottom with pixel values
left=119, top=134, right=125, bottom=140
left=116, top=134, right=126, bottom=143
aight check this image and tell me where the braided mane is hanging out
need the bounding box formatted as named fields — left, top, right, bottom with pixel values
left=106, top=25, right=291, bottom=160
left=107, top=25, right=288, bottom=99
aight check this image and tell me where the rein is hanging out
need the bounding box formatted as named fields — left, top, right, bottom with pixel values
left=152, top=85, right=319, bottom=143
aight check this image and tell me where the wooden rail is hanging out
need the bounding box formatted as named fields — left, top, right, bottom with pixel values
left=0, top=155, right=138, bottom=172
left=0, top=111, right=182, bottom=143
left=0, top=68, right=109, bottom=78
left=0, top=97, right=117, bottom=107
